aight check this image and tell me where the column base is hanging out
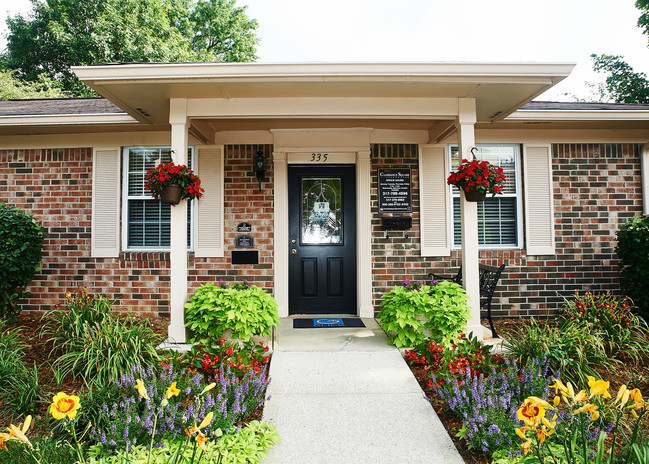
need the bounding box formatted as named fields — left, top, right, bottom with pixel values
left=466, top=323, right=484, bottom=341
left=167, top=322, right=188, bottom=344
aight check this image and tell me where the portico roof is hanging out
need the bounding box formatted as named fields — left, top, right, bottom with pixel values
left=73, top=62, right=575, bottom=128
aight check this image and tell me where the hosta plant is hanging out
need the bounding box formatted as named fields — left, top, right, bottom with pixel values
left=185, top=281, right=279, bottom=342
left=377, top=280, right=471, bottom=348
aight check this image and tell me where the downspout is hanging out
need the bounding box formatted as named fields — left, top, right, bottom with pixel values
left=642, top=143, right=649, bottom=215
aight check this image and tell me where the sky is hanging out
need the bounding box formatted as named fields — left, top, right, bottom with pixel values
left=1, top=0, right=649, bottom=101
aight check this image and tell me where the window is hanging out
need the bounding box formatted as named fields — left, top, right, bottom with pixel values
left=450, top=144, right=522, bottom=248
left=122, top=147, right=194, bottom=250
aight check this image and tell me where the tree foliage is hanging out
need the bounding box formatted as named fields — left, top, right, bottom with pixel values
left=591, top=0, right=649, bottom=103
left=2, top=0, right=259, bottom=96
left=591, top=54, right=649, bottom=103
left=0, top=69, right=67, bottom=100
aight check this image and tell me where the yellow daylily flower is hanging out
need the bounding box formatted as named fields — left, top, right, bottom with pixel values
left=550, top=378, right=568, bottom=395
left=196, top=431, right=209, bottom=452
left=629, top=388, right=644, bottom=406
left=574, top=390, right=588, bottom=403
left=616, top=385, right=628, bottom=404
left=0, top=432, right=8, bottom=451
left=7, top=416, right=33, bottom=449
left=515, top=427, right=530, bottom=440
left=50, top=393, right=81, bottom=420
left=588, top=379, right=611, bottom=399
left=553, top=396, right=561, bottom=407
left=591, top=410, right=600, bottom=421
left=201, top=383, right=216, bottom=395
left=536, top=425, right=554, bottom=444
left=521, top=438, right=533, bottom=456
left=528, top=397, right=551, bottom=408
left=186, top=425, right=198, bottom=437
left=517, top=398, right=546, bottom=427
left=134, top=379, right=149, bottom=400
left=199, top=412, right=214, bottom=430
left=165, top=382, right=180, bottom=399
left=567, top=382, right=576, bottom=400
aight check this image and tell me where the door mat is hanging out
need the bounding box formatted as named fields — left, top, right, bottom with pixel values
left=293, top=318, right=366, bottom=328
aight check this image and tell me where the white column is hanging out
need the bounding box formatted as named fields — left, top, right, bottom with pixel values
left=457, top=98, right=482, bottom=340
left=273, top=151, right=289, bottom=317
left=168, top=99, right=189, bottom=343
left=356, top=150, right=373, bottom=317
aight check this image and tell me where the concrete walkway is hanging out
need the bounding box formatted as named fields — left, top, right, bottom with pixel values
left=261, top=318, right=465, bottom=464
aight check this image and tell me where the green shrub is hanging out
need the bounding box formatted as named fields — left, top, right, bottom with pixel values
left=377, top=280, right=471, bottom=348
left=560, top=291, right=649, bottom=361
left=616, top=214, right=649, bottom=317
left=502, top=318, right=615, bottom=386
left=185, top=281, right=279, bottom=343
left=0, top=204, right=45, bottom=321
left=41, top=289, right=113, bottom=353
left=53, top=315, right=163, bottom=384
left=42, top=290, right=162, bottom=384
left=0, top=435, right=76, bottom=464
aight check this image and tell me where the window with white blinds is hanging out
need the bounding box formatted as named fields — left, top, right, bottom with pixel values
left=123, top=147, right=194, bottom=250
left=450, top=144, right=522, bottom=248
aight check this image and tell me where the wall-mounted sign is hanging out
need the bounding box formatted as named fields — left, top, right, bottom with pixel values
left=237, top=222, right=252, bottom=232
left=235, top=234, right=254, bottom=248
left=378, top=168, right=412, bottom=212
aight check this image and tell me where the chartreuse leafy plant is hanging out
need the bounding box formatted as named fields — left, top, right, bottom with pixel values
left=0, top=204, right=45, bottom=322
left=377, top=280, right=471, bottom=348
left=185, top=281, right=279, bottom=343
left=616, top=214, right=649, bottom=317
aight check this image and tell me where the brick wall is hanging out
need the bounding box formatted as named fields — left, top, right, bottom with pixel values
left=2, top=141, right=642, bottom=319
left=370, top=143, right=644, bottom=318
left=0, top=144, right=274, bottom=316
left=189, top=144, right=274, bottom=292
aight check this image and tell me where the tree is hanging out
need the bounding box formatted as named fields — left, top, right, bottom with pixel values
left=2, top=0, right=258, bottom=96
left=591, top=54, right=649, bottom=103
left=0, top=69, right=67, bottom=100
left=591, top=0, right=649, bottom=103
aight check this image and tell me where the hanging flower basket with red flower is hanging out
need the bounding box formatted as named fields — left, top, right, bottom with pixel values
left=145, top=162, right=204, bottom=205
left=447, top=158, right=506, bottom=202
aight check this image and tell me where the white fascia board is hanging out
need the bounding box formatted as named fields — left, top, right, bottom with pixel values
left=73, top=62, right=575, bottom=83
left=0, top=113, right=138, bottom=126
left=508, top=109, right=649, bottom=121
left=187, top=97, right=459, bottom=119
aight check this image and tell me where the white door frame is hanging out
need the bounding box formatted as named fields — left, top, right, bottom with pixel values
left=271, top=129, right=373, bottom=318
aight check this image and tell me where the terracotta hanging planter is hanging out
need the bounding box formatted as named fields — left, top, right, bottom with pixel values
left=463, top=189, right=487, bottom=202
left=160, top=184, right=182, bottom=205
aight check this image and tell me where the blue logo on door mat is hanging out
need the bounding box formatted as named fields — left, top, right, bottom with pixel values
left=313, top=318, right=344, bottom=327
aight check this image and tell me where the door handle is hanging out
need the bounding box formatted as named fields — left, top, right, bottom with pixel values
left=291, top=249, right=297, bottom=255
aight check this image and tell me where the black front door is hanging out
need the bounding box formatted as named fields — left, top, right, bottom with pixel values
left=288, top=165, right=356, bottom=315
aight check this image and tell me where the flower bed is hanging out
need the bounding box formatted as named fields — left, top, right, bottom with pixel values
left=403, top=292, right=649, bottom=463
left=0, top=287, right=279, bottom=464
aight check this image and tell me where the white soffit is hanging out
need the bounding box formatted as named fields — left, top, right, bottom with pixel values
left=73, top=62, right=575, bottom=126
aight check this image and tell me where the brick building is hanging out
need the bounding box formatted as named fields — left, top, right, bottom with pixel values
left=1, top=63, right=647, bottom=342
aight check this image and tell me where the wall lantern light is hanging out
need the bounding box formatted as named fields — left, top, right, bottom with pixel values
left=254, top=150, right=265, bottom=191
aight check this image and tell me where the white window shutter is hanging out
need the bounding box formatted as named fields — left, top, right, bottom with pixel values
left=91, top=147, right=121, bottom=257
left=524, top=144, right=556, bottom=255
left=419, top=144, right=450, bottom=257
left=195, top=145, right=224, bottom=257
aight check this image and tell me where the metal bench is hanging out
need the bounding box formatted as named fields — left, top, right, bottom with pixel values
left=428, top=263, right=505, bottom=338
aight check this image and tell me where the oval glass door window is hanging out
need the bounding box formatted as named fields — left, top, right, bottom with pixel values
left=301, top=177, right=342, bottom=244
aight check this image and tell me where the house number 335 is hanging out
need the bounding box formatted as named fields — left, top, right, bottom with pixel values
left=311, top=153, right=328, bottom=162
